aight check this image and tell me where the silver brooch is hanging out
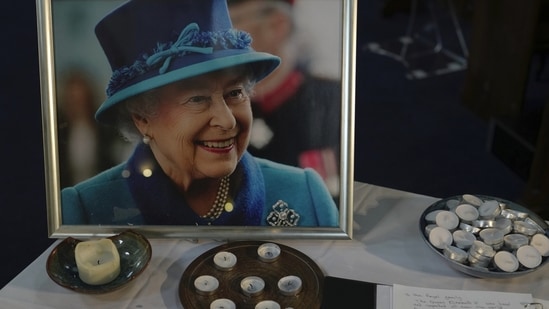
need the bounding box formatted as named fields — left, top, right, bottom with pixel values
left=266, top=200, right=300, bottom=226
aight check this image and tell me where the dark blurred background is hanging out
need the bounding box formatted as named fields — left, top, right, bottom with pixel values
left=1, top=0, right=548, bottom=288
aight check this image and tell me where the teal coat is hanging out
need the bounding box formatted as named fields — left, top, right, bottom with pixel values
left=62, top=145, right=338, bottom=227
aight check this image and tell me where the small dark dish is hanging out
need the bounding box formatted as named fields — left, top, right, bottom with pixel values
left=420, top=195, right=549, bottom=278
left=46, top=230, right=152, bottom=293
left=179, top=240, right=324, bottom=309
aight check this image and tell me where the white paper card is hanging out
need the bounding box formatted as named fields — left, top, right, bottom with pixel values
left=393, top=284, right=533, bottom=309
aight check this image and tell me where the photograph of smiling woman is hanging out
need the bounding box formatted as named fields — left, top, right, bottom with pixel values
left=60, top=0, right=339, bottom=228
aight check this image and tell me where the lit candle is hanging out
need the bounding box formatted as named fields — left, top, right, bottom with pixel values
left=213, top=251, right=237, bottom=271
left=257, top=243, right=281, bottom=262
left=74, top=238, right=121, bottom=285
left=194, top=275, right=219, bottom=295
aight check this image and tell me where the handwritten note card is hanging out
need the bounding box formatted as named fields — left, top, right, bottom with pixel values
left=393, top=284, right=533, bottom=309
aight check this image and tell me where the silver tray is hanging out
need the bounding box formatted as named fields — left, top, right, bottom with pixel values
left=419, top=195, right=549, bottom=278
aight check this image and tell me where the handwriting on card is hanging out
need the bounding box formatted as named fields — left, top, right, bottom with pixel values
left=393, top=284, right=533, bottom=309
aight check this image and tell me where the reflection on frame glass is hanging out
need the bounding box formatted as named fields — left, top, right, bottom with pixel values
left=37, top=0, right=356, bottom=239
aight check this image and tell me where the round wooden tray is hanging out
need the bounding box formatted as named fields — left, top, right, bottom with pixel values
left=179, top=241, right=324, bottom=308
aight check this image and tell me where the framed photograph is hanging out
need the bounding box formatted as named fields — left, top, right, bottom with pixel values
left=37, top=0, right=356, bottom=239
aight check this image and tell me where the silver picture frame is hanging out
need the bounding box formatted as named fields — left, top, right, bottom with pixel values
left=37, top=0, right=356, bottom=239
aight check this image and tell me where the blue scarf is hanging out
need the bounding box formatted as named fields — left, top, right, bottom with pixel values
left=126, top=144, right=265, bottom=225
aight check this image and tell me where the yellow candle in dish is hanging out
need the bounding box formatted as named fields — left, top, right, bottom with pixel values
left=75, top=239, right=121, bottom=285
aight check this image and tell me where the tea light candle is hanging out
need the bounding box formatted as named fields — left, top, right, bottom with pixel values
left=194, top=275, right=219, bottom=295
left=530, top=233, right=549, bottom=256
left=278, top=275, right=302, bottom=296
left=255, top=300, right=281, bottom=309
left=424, top=210, right=443, bottom=223
left=213, top=251, right=237, bottom=271
left=524, top=217, right=546, bottom=233
left=240, top=276, right=265, bottom=296
left=471, top=219, right=496, bottom=229
left=462, top=194, right=483, bottom=207
left=452, top=230, right=475, bottom=249
left=443, top=246, right=468, bottom=264
left=459, top=222, right=481, bottom=234
left=210, top=298, right=236, bottom=309
left=479, top=228, right=504, bottom=247
left=428, top=226, right=452, bottom=249
left=514, top=221, right=539, bottom=236
left=494, top=217, right=513, bottom=235
left=424, top=224, right=437, bottom=237
left=445, top=199, right=460, bottom=211
left=478, top=199, right=501, bottom=219
left=504, top=233, right=529, bottom=250
left=435, top=211, right=459, bottom=230
left=493, top=251, right=519, bottom=272
left=74, top=238, right=120, bottom=285
left=257, top=243, right=281, bottom=262
left=517, top=245, right=542, bottom=269
left=455, top=204, right=479, bottom=222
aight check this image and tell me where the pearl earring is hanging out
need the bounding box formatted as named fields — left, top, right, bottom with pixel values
left=143, top=135, right=151, bottom=145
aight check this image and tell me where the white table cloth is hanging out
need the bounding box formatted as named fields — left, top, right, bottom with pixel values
left=1, top=182, right=548, bottom=308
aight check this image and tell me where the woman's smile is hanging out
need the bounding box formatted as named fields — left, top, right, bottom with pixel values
left=198, top=137, right=236, bottom=154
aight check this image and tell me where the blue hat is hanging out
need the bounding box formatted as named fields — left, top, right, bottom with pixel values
left=94, top=0, right=281, bottom=125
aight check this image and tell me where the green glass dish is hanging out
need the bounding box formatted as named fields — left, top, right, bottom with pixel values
left=46, top=230, right=152, bottom=293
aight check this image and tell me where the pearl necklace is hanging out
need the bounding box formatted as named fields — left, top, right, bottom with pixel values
left=200, top=176, right=230, bottom=220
